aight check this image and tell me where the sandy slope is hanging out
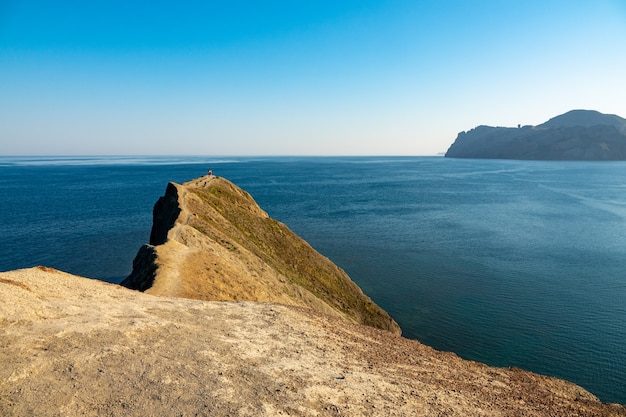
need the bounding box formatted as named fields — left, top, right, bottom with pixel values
left=1, top=267, right=623, bottom=416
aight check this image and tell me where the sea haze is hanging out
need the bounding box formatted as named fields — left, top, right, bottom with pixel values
left=1, top=156, right=625, bottom=404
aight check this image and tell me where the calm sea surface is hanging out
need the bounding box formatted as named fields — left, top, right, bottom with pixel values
left=1, top=156, right=625, bottom=404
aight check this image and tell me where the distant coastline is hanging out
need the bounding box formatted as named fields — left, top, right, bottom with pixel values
left=445, top=109, right=626, bottom=160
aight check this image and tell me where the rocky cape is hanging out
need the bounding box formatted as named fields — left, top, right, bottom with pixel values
left=445, top=110, right=626, bottom=160
left=120, top=175, right=399, bottom=334
left=1, top=176, right=625, bottom=416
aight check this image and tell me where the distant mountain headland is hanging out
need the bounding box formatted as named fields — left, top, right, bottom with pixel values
left=445, top=110, right=626, bottom=160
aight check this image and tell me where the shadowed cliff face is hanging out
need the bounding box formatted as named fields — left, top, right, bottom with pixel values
left=445, top=110, right=626, bottom=160
left=121, top=175, right=401, bottom=334
left=149, top=182, right=182, bottom=245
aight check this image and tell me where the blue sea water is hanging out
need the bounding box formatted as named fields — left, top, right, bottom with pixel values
left=1, top=156, right=625, bottom=404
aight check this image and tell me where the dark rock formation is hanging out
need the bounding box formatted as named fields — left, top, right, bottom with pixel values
left=149, top=182, right=181, bottom=246
left=121, top=245, right=158, bottom=292
left=445, top=110, right=626, bottom=160
left=121, top=182, right=181, bottom=292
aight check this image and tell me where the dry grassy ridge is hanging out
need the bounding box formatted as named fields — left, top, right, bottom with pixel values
left=1, top=267, right=624, bottom=417
left=122, top=175, right=400, bottom=334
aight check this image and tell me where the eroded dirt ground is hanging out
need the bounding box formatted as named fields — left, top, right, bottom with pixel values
left=1, top=267, right=624, bottom=416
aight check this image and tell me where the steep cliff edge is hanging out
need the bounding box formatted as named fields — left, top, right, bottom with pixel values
left=2, top=267, right=624, bottom=416
left=121, top=175, right=400, bottom=334
left=445, top=110, right=626, bottom=160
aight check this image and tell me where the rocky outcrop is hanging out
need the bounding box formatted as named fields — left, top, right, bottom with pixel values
left=445, top=110, right=626, bottom=160
left=121, top=175, right=400, bottom=334
left=2, top=267, right=624, bottom=416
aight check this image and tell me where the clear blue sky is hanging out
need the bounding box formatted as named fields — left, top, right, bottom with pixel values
left=1, top=1, right=625, bottom=155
